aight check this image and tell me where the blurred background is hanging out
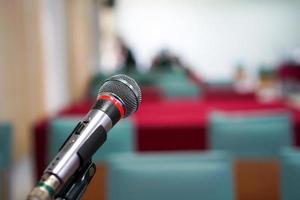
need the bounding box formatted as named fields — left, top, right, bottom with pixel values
left=1, top=0, right=300, bottom=199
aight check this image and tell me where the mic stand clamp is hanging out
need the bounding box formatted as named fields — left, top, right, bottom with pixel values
left=55, top=161, right=96, bottom=200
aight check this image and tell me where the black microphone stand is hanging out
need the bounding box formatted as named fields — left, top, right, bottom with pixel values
left=55, top=160, right=96, bottom=200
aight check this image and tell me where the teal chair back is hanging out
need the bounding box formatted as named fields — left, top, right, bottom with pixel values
left=0, top=123, right=12, bottom=169
left=281, top=148, right=300, bottom=200
left=124, top=70, right=156, bottom=86
left=156, top=69, right=200, bottom=98
left=48, top=117, right=135, bottom=162
left=0, top=123, right=12, bottom=200
left=158, top=68, right=188, bottom=82
left=107, top=151, right=235, bottom=200
left=209, top=112, right=292, bottom=159
left=159, top=81, right=200, bottom=98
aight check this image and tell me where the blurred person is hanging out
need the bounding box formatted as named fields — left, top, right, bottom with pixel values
left=150, top=49, right=193, bottom=74
left=256, top=66, right=282, bottom=102
left=150, top=49, right=202, bottom=85
left=233, top=64, right=254, bottom=93
left=109, top=37, right=159, bottom=87
left=277, top=59, right=300, bottom=96
left=151, top=49, right=177, bottom=72
left=116, top=37, right=137, bottom=73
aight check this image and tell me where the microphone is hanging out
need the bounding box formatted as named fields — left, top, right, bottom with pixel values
left=28, top=74, right=142, bottom=200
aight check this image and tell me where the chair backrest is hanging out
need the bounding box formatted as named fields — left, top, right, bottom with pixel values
left=280, top=148, right=300, bottom=200
left=107, top=151, right=235, bottom=200
left=209, top=111, right=293, bottom=159
left=156, top=69, right=200, bottom=98
left=48, top=117, right=135, bottom=162
left=0, top=123, right=12, bottom=169
left=159, top=81, right=200, bottom=98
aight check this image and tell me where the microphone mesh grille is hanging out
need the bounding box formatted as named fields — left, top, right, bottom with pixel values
left=98, top=74, right=142, bottom=117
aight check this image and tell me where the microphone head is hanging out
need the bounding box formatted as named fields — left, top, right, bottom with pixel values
left=98, top=74, right=142, bottom=117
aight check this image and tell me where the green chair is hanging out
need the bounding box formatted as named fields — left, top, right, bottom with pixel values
left=0, top=123, right=12, bottom=200
left=107, top=151, right=231, bottom=164
left=158, top=68, right=188, bottom=82
left=158, top=81, right=200, bottom=98
left=280, top=147, right=300, bottom=200
left=107, top=151, right=235, bottom=200
left=209, top=112, right=293, bottom=159
left=0, top=123, right=12, bottom=169
left=48, top=117, right=135, bottom=162
left=122, top=70, right=156, bottom=86
left=156, top=69, right=200, bottom=98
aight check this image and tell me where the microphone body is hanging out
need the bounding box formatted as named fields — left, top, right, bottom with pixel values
left=28, top=75, right=141, bottom=200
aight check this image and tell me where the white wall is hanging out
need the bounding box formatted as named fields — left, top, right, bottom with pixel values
left=115, top=0, right=300, bottom=80
left=41, top=0, right=70, bottom=114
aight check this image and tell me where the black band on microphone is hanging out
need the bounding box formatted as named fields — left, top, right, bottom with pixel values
left=92, top=99, right=121, bottom=125
left=77, top=125, right=107, bottom=165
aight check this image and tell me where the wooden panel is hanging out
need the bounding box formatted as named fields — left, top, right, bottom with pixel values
left=235, top=160, right=280, bottom=200
left=82, top=163, right=107, bottom=200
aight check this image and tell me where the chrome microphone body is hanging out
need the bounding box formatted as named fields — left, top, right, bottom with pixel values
left=45, top=109, right=112, bottom=184
left=29, top=109, right=113, bottom=200
left=28, top=74, right=141, bottom=200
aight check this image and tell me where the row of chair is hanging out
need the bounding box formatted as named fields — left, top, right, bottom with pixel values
left=49, top=111, right=293, bottom=161
left=103, top=148, right=300, bottom=200
left=210, top=111, right=292, bottom=159
left=89, top=69, right=201, bottom=100
left=107, top=151, right=234, bottom=200
left=0, top=118, right=298, bottom=200
left=46, top=110, right=297, bottom=200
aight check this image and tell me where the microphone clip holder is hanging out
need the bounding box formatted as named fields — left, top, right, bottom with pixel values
left=55, top=160, right=96, bottom=200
